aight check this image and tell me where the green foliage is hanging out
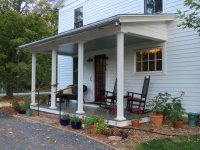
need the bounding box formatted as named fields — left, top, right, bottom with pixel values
left=168, top=97, right=185, bottom=121
left=0, top=0, right=58, bottom=96
left=70, top=116, right=82, bottom=123
left=61, top=114, right=70, bottom=120
left=136, top=135, right=200, bottom=150
left=83, top=114, right=108, bottom=133
left=150, top=92, right=185, bottom=120
left=177, top=0, right=200, bottom=35
left=132, top=114, right=141, bottom=120
left=19, top=101, right=30, bottom=110
left=150, top=92, right=171, bottom=114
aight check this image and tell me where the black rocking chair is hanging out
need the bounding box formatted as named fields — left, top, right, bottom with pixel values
left=126, top=76, right=150, bottom=114
left=100, top=79, right=117, bottom=108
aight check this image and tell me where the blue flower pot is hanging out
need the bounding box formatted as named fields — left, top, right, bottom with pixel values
left=19, top=109, right=26, bottom=114
left=60, top=119, right=70, bottom=126
left=71, top=122, right=82, bottom=129
left=26, top=109, right=32, bottom=116
left=188, top=113, right=199, bottom=126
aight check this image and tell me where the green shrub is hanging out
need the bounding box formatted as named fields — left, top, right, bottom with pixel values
left=19, top=101, right=30, bottom=110
left=132, top=114, right=141, bottom=120
left=83, top=114, right=108, bottom=133
left=150, top=92, right=171, bottom=114
left=70, top=116, right=82, bottom=122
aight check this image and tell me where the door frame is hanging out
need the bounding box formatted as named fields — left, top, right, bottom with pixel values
left=94, top=54, right=106, bottom=102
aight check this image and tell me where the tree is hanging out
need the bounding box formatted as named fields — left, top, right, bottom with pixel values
left=177, top=0, right=200, bottom=35
left=0, top=0, right=57, bottom=97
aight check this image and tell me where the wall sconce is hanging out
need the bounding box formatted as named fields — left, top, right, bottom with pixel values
left=87, top=58, right=93, bottom=62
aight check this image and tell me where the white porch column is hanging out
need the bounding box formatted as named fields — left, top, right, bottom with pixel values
left=31, top=52, right=36, bottom=106
left=76, top=41, right=85, bottom=114
left=50, top=48, right=57, bottom=109
left=116, top=32, right=126, bottom=121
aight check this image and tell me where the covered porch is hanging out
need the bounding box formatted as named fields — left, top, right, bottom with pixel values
left=19, top=14, right=176, bottom=127
left=31, top=100, right=150, bottom=127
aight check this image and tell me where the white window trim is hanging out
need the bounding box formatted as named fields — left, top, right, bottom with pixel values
left=133, top=42, right=166, bottom=76
left=74, top=6, right=83, bottom=28
left=144, top=0, right=165, bottom=14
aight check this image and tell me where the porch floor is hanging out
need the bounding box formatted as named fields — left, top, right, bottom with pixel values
left=34, top=100, right=149, bottom=122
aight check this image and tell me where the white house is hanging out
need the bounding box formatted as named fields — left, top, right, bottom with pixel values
left=19, top=0, right=200, bottom=125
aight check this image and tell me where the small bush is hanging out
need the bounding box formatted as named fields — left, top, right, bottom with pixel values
left=83, top=114, right=108, bottom=133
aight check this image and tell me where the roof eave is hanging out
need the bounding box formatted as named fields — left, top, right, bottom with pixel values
left=119, top=14, right=177, bottom=23
left=18, top=15, right=119, bottom=50
left=18, top=14, right=177, bottom=50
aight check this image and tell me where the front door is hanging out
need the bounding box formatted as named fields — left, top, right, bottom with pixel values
left=94, top=54, right=106, bottom=102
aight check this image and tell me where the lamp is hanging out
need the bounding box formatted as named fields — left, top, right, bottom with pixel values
left=87, top=58, right=93, bottom=62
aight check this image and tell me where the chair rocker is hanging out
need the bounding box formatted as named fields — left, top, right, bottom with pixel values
left=100, top=79, right=117, bottom=108
left=126, top=76, right=150, bottom=114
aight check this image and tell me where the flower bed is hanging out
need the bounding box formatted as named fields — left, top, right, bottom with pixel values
left=9, top=110, right=200, bottom=150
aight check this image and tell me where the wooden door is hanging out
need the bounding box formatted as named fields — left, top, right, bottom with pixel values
left=94, top=55, right=106, bottom=102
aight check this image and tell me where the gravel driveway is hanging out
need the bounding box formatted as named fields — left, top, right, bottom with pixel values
left=0, top=114, right=114, bottom=150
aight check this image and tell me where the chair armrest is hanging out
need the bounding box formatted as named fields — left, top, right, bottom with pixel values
left=105, top=91, right=115, bottom=96
left=127, top=91, right=142, bottom=96
left=105, top=91, right=114, bottom=94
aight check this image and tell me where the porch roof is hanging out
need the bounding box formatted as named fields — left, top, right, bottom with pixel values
left=18, top=14, right=176, bottom=53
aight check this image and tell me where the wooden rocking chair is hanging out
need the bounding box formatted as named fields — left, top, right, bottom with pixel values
left=126, top=76, right=150, bottom=114
left=100, top=79, right=117, bottom=108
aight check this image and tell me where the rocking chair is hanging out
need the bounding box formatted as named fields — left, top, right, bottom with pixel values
left=100, top=79, right=117, bottom=108
left=126, top=76, right=150, bottom=114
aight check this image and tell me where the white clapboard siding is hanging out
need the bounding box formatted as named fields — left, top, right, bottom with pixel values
left=58, top=0, right=143, bottom=33
left=57, top=0, right=200, bottom=112
left=57, top=55, right=73, bottom=90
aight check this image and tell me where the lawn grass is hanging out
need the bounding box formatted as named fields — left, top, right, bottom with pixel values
left=136, top=134, right=200, bottom=150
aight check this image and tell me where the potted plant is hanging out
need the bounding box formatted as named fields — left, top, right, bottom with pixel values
left=168, top=96, right=185, bottom=128
left=70, top=116, right=82, bottom=129
left=84, top=114, right=108, bottom=134
left=25, top=101, right=32, bottom=116
left=60, top=114, right=70, bottom=126
left=149, top=92, right=170, bottom=127
left=19, top=101, right=30, bottom=114
left=131, top=114, right=141, bottom=128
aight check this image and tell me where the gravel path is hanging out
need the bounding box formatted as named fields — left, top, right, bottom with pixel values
left=0, top=114, right=114, bottom=150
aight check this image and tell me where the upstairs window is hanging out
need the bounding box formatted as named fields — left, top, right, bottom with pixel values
left=135, top=48, right=162, bottom=72
left=144, top=0, right=163, bottom=14
left=74, top=7, right=83, bottom=28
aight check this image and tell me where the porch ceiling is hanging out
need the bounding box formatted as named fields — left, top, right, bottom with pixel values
left=18, top=14, right=176, bottom=55
left=58, top=34, right=151, bottom=56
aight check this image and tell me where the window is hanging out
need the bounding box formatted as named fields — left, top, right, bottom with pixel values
left=136, top=48, right=162, bottom=72
left=74, top=7, right=83, bottom=28
left=144, top=0, right=163, bottom=14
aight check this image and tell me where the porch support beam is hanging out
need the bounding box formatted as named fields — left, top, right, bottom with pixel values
left=50, top=48, right=57, bottom=109
left=116, top=32, right=126, bottom=121
left=76, top=41, right=85, bottom=114
left=31, top=52, right=36, bottom=105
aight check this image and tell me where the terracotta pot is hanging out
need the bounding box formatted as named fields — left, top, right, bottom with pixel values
left=131, top=120, right=140, bottom=128
left=90, top=124, right=97, bottom=135
left=172, top=120, right=183, bottom=128
left=150, top=114, right=163, bottom=128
